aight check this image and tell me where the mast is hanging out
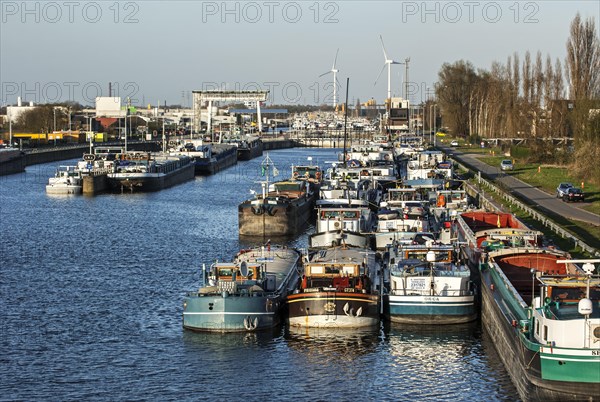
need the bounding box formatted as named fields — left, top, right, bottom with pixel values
left=342, top=77, right=350, bottom=166
left=260, top=153, right=274, bottom=200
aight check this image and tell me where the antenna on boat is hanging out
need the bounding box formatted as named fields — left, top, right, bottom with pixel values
left=530, top=268, right=536, bottom=303
left=342, top=77, right=350, bottom=167
left=260, top=153, right=274, bottom=199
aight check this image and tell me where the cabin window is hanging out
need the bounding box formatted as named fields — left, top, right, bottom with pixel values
left=218, top=269, right=233, bottom=277
left=535, top=319, right=539, bottom=336
left=543, top=325, right=548, bottom=341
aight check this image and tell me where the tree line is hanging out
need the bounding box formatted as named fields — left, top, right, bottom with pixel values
left=435, top=13, right=600, bottom=183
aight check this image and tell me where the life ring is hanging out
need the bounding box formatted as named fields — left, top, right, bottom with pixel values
left=437, top=194, right=446, bottom=207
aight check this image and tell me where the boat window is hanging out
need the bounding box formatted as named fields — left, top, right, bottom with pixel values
left=218, top=268, right=233, bottom=277
left=323, top=211, right=340, bottom=219
left=274, top=183, right=302, bottom=192
left=549, top=287, right=587, bottom=301
left=535, top=319, right=539, bottom=336
left=543, top=325, right=548, bottom=341
left=406, top=251, right=448, bottom=261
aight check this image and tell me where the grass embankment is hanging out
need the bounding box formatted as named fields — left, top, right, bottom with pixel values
left=447, top=139, right=600, bottom=256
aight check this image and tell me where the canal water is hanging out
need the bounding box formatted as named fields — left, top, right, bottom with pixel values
left=0, top=148, right=518, bottom=401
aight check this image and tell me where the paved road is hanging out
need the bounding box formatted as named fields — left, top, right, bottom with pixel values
left=441, top=146, right=600, bottom=226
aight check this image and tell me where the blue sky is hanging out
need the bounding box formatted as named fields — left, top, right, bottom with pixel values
left=1, top=1, right=598, bottom=107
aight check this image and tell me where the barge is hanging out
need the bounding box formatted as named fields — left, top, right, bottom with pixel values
left=480, top=248, right=600, bottom=400
left=183, top=245, right=302, bottom=332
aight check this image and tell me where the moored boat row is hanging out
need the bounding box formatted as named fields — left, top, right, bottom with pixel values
left=179, top=139, right=599, bottom=400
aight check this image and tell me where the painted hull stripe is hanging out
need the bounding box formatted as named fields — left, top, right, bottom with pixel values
left=287, top=298, right=378, bottom=304
left=541, top=356, right=600, bottom=363
left=183, top=312, right=274, bottom=316
left=390, top=303, right=474, bottom=307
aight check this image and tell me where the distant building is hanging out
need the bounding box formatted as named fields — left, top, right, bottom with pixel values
left=6, top=97, right=35, bottom=122
left=388, top=97, right=410, bottom=132
left=95, top=97, right=124, bottom=117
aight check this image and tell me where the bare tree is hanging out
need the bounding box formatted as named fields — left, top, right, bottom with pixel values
left=16, top=106, right=56, bottom=133
left=566, top=13, right=600, bottom=100
left=437, top=60, right=478, bottom=137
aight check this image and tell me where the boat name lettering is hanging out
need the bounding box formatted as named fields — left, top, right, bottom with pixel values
left=424, top=297, right=440, bottom=302
left=304, top=287, right=319, bottom=293
left=593, top=350, right=600, bottom=356
left=344, top=288, right=356, bottom=293
left=410, top=278, right=427, bottom=290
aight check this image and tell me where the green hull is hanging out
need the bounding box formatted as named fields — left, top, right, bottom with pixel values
left=480, top=249, right=600, bottom=401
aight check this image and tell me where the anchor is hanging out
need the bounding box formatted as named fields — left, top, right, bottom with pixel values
left=243, top=316, right=258, bottom=331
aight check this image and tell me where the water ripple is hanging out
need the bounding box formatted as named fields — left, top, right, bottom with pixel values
left=0, top=150, right=518, bottom=401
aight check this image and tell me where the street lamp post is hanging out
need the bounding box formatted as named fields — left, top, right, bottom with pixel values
left=435, top=105, right=438, bottom=138
left=88, top=115, right=93, bottom=154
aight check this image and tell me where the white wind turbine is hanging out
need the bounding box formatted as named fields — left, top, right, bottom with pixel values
left=374, top=35, right=402, bottom=102
left=319, top=48, right=340, bottom=108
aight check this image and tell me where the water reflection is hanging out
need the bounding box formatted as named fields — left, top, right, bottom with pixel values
left=182, top=325, right=282, bottom=353
left=285, top=324, right=380, bottom=363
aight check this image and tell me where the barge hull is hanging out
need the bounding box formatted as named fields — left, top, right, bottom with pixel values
left=480, top=268, right=599, bottom=401
left=287, top=292, right=379, bottom=328
left=238, top=201, right=313, bottom=237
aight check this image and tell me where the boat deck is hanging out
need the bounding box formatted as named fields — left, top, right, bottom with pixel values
left=236, top=247, right=300, bottom=286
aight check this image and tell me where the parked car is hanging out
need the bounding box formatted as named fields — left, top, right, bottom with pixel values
left=556, top=182, right=573, bottom=198
left=562, top=187, right=585, bottom=202
left=500, top=159, right=514, bottom=171
left=450, top=140, right=459, bottom=147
